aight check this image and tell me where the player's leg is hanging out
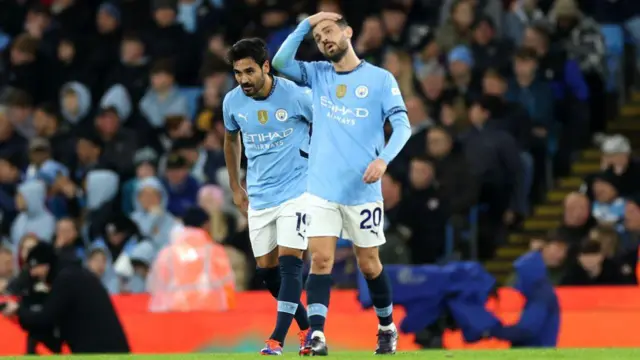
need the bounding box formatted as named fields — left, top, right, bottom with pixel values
left=268, top=202, right=310, bottom=349
left=302, top=194, right=342, bottom=355
left=249, top=207, right=285, bottom=355
left=345, top=202, right=398, bottom=355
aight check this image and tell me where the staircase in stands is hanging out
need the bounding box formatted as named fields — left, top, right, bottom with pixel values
left=486, top=92, right=640, bottom=284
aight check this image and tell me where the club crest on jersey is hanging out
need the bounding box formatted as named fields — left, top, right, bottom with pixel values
left=336, top=84, right=347, bottom=98
left=275, top=109, right=288, bottom=122
left=257, top=110, right=268, bottom=124
left=355, top=85, right=369, bottom=98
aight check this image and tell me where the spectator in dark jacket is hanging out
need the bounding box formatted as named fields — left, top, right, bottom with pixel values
left=94, top=107, right=138, bottom=179
left=2, top=242, right=131, bottom=354
left=162, top=154, right=199, bottom=218
left=470, top=15, right=514, bottom=75
left=104, top=34, right=150, bottom=105
left=561, top=240, right=634, bottom=285
left=461, top=96, right=523, bottom=259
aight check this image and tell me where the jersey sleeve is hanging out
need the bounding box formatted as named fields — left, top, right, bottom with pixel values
left=378, top=72, right=411, bottom=165
left=222, top=94, right=240, bottom=133
left=381, top=72, right=408, bottom=120
left=297, top=88, right=313, bottom=123
left=272, top=19, right=318, bottom=87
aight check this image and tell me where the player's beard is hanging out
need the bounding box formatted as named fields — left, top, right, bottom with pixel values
left=323, top=39, right=349, bottom=63
left=242, top=74, right=266, bottom=97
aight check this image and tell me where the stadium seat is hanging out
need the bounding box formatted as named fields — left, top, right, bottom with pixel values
left=601, top=24, right=624, bottom=93
left=179, top=87, right=203, bottom=121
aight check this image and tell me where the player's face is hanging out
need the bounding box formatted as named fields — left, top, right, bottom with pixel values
left=233, top=58, right=268, bottom=97
left=312, top=20, right=352, bottom=63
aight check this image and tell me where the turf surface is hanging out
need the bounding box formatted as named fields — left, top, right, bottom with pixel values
left=7, top=349, right=640, bottom=359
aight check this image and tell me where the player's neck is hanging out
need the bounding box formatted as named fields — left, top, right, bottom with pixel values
left=331, top=49, right=361, bottom=73
left=255, top=74, right=274, bottom=99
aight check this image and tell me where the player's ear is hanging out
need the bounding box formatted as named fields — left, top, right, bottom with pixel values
left=344, top=26, right=353, bottom=39
left=262, top=60, right=271, bottom=74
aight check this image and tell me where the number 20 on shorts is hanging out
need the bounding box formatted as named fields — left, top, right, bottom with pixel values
left=360, top=207, right=382, bottom=229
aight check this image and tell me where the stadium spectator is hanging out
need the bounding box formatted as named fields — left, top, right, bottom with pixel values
left=561, top=240, right=634, bottom=285
left=505, top=0, right=546, bottom=45
left=470, top=15, right=513, bottom=74
left=436, top=0, right=476, bottom=54
left=558, top=192, right=595, bottom=245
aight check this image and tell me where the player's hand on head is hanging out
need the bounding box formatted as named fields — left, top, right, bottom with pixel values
left=232, top=188, right=249, bottom=217
left=307, top=12, right=342, bottom=27
left=363, top=158, right=387, bottom=184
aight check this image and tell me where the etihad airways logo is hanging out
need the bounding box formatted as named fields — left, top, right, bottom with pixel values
left=244, top=128, right=294, bottom=150
left=319, top=96, right=369, bottom=126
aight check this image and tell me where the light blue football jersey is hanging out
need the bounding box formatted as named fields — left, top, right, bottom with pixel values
left=273, top=19, right=411, bottom=206
left=223, top=76, right=312, bottom=210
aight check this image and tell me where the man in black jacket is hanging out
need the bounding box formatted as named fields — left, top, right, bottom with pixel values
left=2, top=243, right=130, bottom=354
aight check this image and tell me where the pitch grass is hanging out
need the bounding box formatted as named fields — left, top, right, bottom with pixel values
left=6, top=349, right=640, bottom=360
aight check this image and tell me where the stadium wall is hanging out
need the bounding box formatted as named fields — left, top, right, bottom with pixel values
left=1, top=287, right=639, bottom=355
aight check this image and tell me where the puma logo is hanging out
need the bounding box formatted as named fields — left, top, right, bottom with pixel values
left=237, top=113, right=248, bottom=122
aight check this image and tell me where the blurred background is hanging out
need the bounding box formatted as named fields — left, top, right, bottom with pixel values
left=1, top=0, right=640, bottom=349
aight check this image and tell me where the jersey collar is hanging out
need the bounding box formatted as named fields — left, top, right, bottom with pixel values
left=335, top=60, right=366, bottom=75
left=252, top=75, right=277, bottom=101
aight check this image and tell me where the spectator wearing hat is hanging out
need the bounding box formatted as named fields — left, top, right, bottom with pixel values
left=1, top=242, right=131, bottom=354
left=590, top=172, right=626, bottom=231
left=33, top=102, right=74, bottom=166
left=10, top=180, right=56, bottom=247
left=88, top=2, right=122, bottom=93
left=139, top=59, right=189, bottom=130
left=470, top=15, right=514, bottom=75
left=82, top=169, right=121, bottom=242
left=548, top=0, right=605, bottom=134
left=59, top=81, right=93, bottom=131
left=130, top=176, right=178, bottom=249
left=162, top=153, right=199, bottom=218
left=461, top=95, right=524, bottom=259
left=95, top=105, right=138, bottom=178
left=444, top=45, right=482, bottom=132
left=581, top=135, right=640, bottom=200
left=436, top=0, right=474, bottom=54
left=124, top=240, right=156, bottom=293
left=122, top=147, right=159, bottom=215
left=355, top=16, right=387, bottom=66
left=145, top=0, right=190, bottom=81
left=505, top=0, right=546, bottom=46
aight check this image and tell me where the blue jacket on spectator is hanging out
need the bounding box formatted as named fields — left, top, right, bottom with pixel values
left=130, top=177, right=177, bottom=249
left=87, top=241, right=122, bottom=294
left=490, top=251, right=560, bottom=347
left=84, top=170, right=120, bottom=242
left=162, top=175, right=200, bottom=218
left=139, top=86, right=188, bottom=128
left=506, top=77, right=555, bottom=129
left=10, top=180, right=56, bottom=246
left=357, top=263, right=499, bottom=342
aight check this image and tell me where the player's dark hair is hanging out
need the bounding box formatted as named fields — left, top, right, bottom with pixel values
left=335, top=17, right=349, bottom=28
left=226, top=38, right=269, bottom=66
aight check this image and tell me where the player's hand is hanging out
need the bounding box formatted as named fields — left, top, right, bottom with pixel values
left=232, top=188, right=249, bottom=217
left=307, top=12, right=342, bottom=27
left=363, top=158, right=387, bottom=184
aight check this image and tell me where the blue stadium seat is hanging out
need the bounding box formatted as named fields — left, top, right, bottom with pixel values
left=601, top=24, right=625, bottom=93
left=444, top=205, right=481, bottom=261
left=179, top=87, right=203, bottom=121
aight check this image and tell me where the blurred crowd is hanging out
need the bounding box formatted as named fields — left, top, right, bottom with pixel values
left=0, top=0, right=640, bottom=298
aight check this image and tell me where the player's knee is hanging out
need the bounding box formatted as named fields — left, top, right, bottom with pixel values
left=256, top=248, right=279, bottom=268
left=356, top=251, right=382, bottom=279
left=310, top=251, right=334, bottom=273
left=278, top=246, right=303, bottom=259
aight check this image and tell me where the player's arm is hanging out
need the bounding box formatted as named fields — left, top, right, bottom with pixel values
left=298, top=87, right=313, bottom=123
left=272, top=19, right=311, bottom=84
left=272, top=12, right=340, bottom=86
left=222, top=96, right=249, bottom=215
left=378, top=74, right=411, bottom=165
